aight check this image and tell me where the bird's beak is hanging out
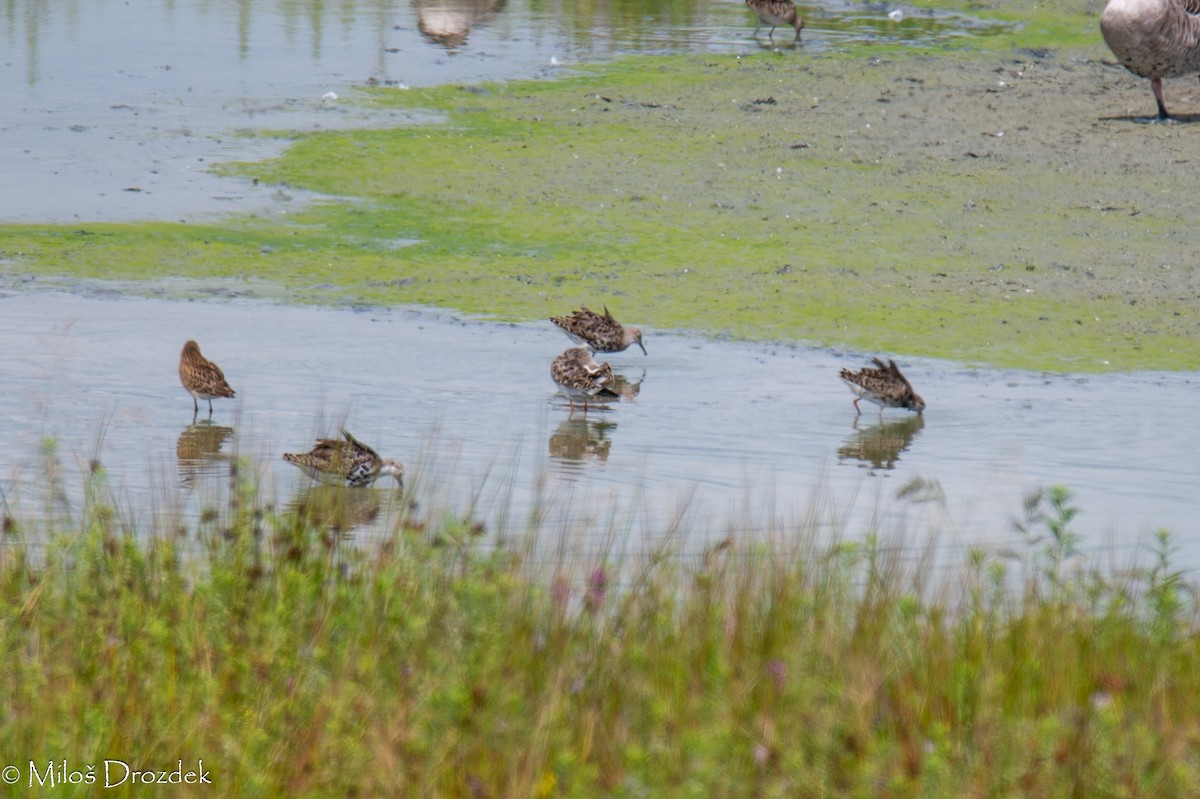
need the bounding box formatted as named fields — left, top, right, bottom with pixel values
left=638, top=340, right=647, bottom=356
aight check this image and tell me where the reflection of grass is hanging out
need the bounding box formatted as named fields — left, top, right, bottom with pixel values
left=3, top=454, right=1199, bottom=795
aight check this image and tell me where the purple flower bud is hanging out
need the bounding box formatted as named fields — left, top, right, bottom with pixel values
left=764, top=659, right=786, bottom=690
left=585, top=566, right=608, bottom=611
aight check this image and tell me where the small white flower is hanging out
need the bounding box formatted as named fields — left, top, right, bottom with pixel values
left=753, top=743, right=770, bottom=766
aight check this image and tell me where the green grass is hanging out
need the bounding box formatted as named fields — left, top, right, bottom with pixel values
left=3, top=451, right=1199, bottom=797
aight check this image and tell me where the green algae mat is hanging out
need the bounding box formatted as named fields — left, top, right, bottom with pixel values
left=2, top=2, right=1196, bottom=372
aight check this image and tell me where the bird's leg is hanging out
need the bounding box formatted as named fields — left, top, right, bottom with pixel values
left=753, top=20, right=762, bottom=37
left=852, top=398, right=862, bottom=415
left=1152, top=78, right=1172, bottom=121
left=793, top=26, right=801, bottom=42
left=193, top=397, right=199, bottom=416
left=768, top=25, right=776, bottom=43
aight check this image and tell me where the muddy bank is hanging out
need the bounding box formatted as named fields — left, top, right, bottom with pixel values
left=2, top=5, right=1197, bottom=371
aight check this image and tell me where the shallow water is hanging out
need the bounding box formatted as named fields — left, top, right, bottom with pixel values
left=4, top=3, right=1189, bottom=578
left=2, top=0, right=1009, bottom=223
left=2, top=290, right=1196, bottom=571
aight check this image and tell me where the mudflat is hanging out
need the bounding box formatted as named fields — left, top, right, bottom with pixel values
left=2, top=1, right=1196, bottom=371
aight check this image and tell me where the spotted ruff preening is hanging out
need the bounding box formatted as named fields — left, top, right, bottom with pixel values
left=551, top=347, right=618, bottom=411
left=282, top=429, right=404, bottom=487
left=839, top=358, right=926, bottom=416
left=550, top=306, right=647, bottom=355
left=746, top=0, right=804, bottom=42
left=179, top=340, right=236, bottom=416
left=1100, top=0, right=1200, bottom=120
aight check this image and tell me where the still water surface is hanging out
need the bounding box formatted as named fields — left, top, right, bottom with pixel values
left=2, top=290, right=1196, bottom=571
left=2, top=0, right=1008, bottom=222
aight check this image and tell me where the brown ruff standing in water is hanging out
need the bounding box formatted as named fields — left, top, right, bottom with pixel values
left=283, top=429, right=404, bottom=487
left=179, top=340, right=236, bottom=416
left=745, top=0, right=804, bottom=42
left=550, top=306, right=646, bottom=355
left=551, top=347, right=618, bottom=412
left=839, top=357, right=926, bottom=416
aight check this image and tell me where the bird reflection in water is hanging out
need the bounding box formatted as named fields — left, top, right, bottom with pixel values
left=608, top=368, right=645, bottom=402
left=837, top=414, right=925, bottom=472
left=549, top=417, right=617, bottom=464
left=285, top=484, right=389, bottom=538
left=176, top=420, right=235, bottom=488
left=413, top=0, right=506, bottom=48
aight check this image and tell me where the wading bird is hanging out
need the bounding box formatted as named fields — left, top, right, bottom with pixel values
left=746, top=0, right=804, bottom=43
left=178, top=340, right=236, bottom=417
left=839, top=357, right=926, bottom=416
left=550, top=306, right=646, bottom=355
left=551, top=347, right=619, bottom=413
left=283, top=429, right=405, bottom=487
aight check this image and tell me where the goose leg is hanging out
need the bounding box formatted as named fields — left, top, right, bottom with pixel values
left=1152, top=78, right=1171, bottom=121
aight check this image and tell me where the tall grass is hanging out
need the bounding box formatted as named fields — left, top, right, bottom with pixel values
left=1, top=451, right=1198, bottom=797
